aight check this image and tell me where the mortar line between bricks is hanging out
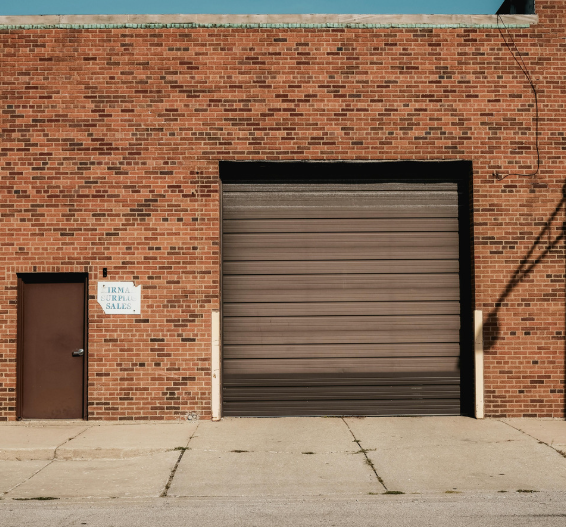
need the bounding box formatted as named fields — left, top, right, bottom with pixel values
left=160, top=421, right=200, bottom=498
left=341, top=417, right=388, bottom=492
left=498, top=419, right=566, bottom=459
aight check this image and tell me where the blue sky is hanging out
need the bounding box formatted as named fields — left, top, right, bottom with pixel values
left=1, top=1, right=505, bottom=16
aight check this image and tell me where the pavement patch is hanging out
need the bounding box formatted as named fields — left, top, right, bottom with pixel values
left=345, top=416, right=566, bottom=493
left=169, top=450, right=379, bottom=497
left=501, top=419, right=566, bottom=456
left=188, top=417, right=357, bottom=454
left=5, top=451, right=179, bottom=499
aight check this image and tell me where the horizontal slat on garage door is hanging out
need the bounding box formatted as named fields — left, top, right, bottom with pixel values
left=224, top=301, right=460, bottom=317
left=221, top=400, right=461, bottom=417
left=224, top=357, right=459, bottom=374
left=223, top=343, right=460, bottom=359
left=223, top=218, right=459, bottom=233
left=225, top=372, right=459, bottom=387
left=224, top=316, right=459, bottom=344
left=223, top=260, right=459, bottom=275
left=223, top=190, right=458, bottom=219
left=224, top=384, right=460, bottom=400
left=224, top=232, right=459, bottom=261
left=222, top=175, right=462, bottom=417
left=224, top=275, right=459, bottom=302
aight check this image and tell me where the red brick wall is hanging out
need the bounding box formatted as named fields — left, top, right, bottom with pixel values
left=1, top=2, right=565, bottom=419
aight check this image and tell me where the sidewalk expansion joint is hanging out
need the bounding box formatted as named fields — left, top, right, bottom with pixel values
left=341, top=417, right=388, bottom=492
left=498, top=419, right=566, bottom=460
left=160, top=421, right=200, bottom=498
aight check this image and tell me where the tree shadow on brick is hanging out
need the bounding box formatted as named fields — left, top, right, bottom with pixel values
left=484, top=182, right=566, bottom=416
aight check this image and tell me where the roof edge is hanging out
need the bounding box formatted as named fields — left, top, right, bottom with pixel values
left=0, top=13, right=538, bottom=29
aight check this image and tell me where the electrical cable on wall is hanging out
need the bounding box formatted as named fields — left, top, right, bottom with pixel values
left=493, top=14, right=540, bottom=181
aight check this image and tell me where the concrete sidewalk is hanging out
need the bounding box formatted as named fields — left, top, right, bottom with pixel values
left=1, top=417, right=565, bottom=499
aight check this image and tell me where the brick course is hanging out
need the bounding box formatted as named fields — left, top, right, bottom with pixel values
left=1, top=2, right=565, bottom=419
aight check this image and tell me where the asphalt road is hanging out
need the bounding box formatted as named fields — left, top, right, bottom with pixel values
left=1, top=494, right=566, bottom=527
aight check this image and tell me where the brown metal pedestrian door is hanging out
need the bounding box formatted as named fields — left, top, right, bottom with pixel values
left=18, top=274, right=87, bottom=419
left=222, top=163, right=466, bottom=416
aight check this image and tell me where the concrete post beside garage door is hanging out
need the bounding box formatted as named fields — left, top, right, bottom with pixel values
left=211, top=309, right=221, bottom=421
left=474, top=310, right=484, bottom=419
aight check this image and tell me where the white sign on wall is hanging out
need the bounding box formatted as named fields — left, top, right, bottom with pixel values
left=97, top=282, right=141, bottom=315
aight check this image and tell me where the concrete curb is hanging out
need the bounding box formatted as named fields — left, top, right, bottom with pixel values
left=0, top=448, right=59, bottom=461
left=0, top=421, right=197, bottom=461
left=54, top=447, right=184, bottom=461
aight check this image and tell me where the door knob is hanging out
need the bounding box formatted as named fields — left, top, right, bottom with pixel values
left=72, top=349, right=84, bottom=357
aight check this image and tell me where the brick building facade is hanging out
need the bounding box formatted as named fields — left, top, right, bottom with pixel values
left=1, top=3, right=564, bottom=420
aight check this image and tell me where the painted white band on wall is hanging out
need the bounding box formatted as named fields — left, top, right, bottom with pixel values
left=474, top=310, right=484, bottom=419
left=211, top=309, right=221, bottom=421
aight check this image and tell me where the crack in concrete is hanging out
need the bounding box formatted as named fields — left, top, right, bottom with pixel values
left=196, top=448, right=357, bottom=455
left=2, top=427, right=90, bottom=497
left=341, top=417, right=387, bottom=492
left=3, top=460, right=54, bottom=497
left=53, top=427, right=89, bottom=460
left=498, top=420, right=566, bottom=460
left=160, top=421, right=200, bottom=498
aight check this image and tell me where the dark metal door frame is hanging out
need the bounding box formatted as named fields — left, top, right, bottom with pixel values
left=16, top=273, right=89, bottom=420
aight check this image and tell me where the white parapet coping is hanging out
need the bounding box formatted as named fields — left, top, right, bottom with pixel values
left=474, top=310, right=484, bottom=419
left=0, top=13, right=538, bottom=29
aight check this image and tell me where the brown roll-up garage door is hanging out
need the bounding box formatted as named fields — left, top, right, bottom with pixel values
left=221, top=162, right=470, bottom=417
